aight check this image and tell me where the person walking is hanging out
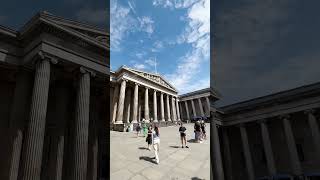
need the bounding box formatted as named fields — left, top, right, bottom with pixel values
left=194, top=120, right=201, bottom=143
left=146, top=126, right=153, bottom=150
left=142, top=119, right=147, bottom=137
left=201, top=120, right=207, bottom=140
left=179, top=123, right=189, bottom=148
left=152, top=126, right=160, bottom=164
left=136, top=123, right=141, bottom=137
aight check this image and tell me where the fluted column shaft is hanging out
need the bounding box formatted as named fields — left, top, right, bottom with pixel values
left=116, top=79, right=126, bottom=123
left=259, top=120, right=276, bottom=175
left=132, top=83, right=139, bottom=123
left=222, top=130, right=233, bottom=180
left=8, top=70, right=32, bottom=180
left=212, top=120, right=224, bottom=180
left=153, top=90, right=158, bottom=122
left=205, top=96, right=211, bottom=116
left=71, top=70, right=91, bottom=180
left=191, top=99, right=197, bottom=117
left=305, top=110, right=320, bottom=160
left=171, top=97, right=177, bottom=121
left=160, top=93, right=165, bottom=121
left=111, top=85, right=119, bottom=123
left=144, top=88, right=150, bottom=122
left=176, top=99, right=181, bottom=121
left=21, top=59, right=52, bottom=180
left=198, top=98, right=205, bottom=117
left=54, top=136, right=64, bottom=180
left=166, top=94, right=171, bottom=121
left=124, top=89, right=132, bottom=123
left=184, top=101, right=190, bottom=121
left=240, top=125, right=255, bottom=180
left=282, top=116, right=302, bottom=175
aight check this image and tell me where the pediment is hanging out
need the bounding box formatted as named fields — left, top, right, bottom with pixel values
left=124, top=67, right=177, bottom=92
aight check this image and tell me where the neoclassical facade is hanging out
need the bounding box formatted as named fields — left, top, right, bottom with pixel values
left=210, top=82, right=320, bottom=180
left=110, top=66, right=182, bottom=131
left=0, top=12, right=109, bottom=180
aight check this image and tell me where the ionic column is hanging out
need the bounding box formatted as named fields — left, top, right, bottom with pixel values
left=222, top=129, right=233, bottom=180
left=115, top=79, right=127, bottom=124
left=160, top=92, right=165, bottom=121
left=212, top=120, right=224, bottom=180
left=184, top=101, right=190, bottom=121
left=138, top=95, right=142, bottom=121
left=259, top=120, right=276, bottom=175
left=239, top=124, right=255, bottom=180
left=111, top=85, right=119, bottom=123
left=70, top=67, right=93, bottom=180
left=198, top=98, right=205, bottom=117
left=153, top=90, right=158, bottom=122
left=132, top=83, right=139, bottom=123
left=144, top=87, right=150, bottom=122
left=20, top=56, right=56, bottom=180
left=176, top=98, right=181, bottom=121
left=166, top=94, right=171, bottom=121
left=124, top=88, right=132, bottom=123
left=171, top=96, right=177, bottom=121
left=305, top=109, right=320, bottom=160
left=191, top=99, right=197, bottom=117
left=8, top=70, right=32, bottom=180
left=54, top=136, right=64, bottom=180
left=205, top=96, right=211, bottom=117
left=281, top=115, right=302, bottom=176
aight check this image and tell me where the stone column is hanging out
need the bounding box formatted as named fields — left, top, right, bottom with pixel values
left=222, top=129, right=233, bottom=180
left=176, top=98, right=181, bottom=121
left=239, top=124, right=255, bottom=180
left=281, top=115, right=302, bottom=176
left=144, top=87, right=150, bottom=122
left=20, top=56, right=56, bottom=180
left=206, top=96, right=211, bottom=117
left=138, top=95, right=142, bottom=122
left=191, top=99, right=197, bottom=117
left=198, top=98, right=205, bottom=117
left=132, top=83, right=139, bottom=123
left=124, top=89, right=132, bottom=123
left=115, top=79, right=127, bottom=124
left=111, top=85, right=119, bottom=123
left=212, top=120, right=224, bottom=180
left=54, top=136, right=64, bottom=180
left=8, top=70, right=32, bottom=180
left=70, top=67, right=92, bottom=180
left=153, top=90, right=158, bottom=122
left=259, top=120, right=276, bottom=175
left=184, top=101, right=190, bottom=121
left=160, top=92, right=165, bottom=121
left=171, top=97, right=177, bottom=121
left=305, top=109, right=320, bottom=160
left=166, top=94, right=171, bottom=121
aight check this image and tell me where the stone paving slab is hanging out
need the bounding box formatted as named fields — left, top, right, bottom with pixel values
left=110, top=123, right=210, bottom=180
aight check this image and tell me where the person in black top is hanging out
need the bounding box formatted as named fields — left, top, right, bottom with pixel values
left=136, top=123, right=141, bottom=137
left=179, top=123, right=189, bottom=148
left=201, top=120, right=206, bottom=140
left=146, top=126, right=153, bottom=150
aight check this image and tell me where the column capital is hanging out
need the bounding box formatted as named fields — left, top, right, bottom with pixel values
left=80, top=66, right=96, bottom=77
left=119, top=77, right=128, bottom=82
left=304, top=109, right=315, bottom=115
left=145, top=86, right=150, bottom=90
left=257, top=119, right=268, bottom=124
left=134, top=82, right=140, bottom=86
left=279, top=114, right=290, bottom=120
left=153, top=89, right=157, bottom=93
left=34, top=51, right=59, bottom=65
left=237, top=123, right=246, bottom=128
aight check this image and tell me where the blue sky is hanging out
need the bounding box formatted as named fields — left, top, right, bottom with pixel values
left=0, top=0, right=108, bottom=30
left=111, top=0, right=210, bottom=95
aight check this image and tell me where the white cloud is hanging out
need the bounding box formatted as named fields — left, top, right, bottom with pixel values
left=156, top=0, right=210, bottom=94
left=111, top=0, right=155, bottom=51
left=151, top=40, right=164, bottom=52
left=145, top=58, right=159, bottom=67
left=76, top=8, right=108, bottom=24
left=133, top=63, right=147, bottom=70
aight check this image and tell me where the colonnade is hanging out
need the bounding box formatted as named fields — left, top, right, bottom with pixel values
left=180, top=96, right=211, bottom=121
left=111, top=78, right=181, bottom=124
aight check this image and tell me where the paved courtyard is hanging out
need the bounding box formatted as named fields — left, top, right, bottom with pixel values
left=110, top=123, right=210, bottom=180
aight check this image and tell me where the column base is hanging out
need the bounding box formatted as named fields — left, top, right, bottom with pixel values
left=112, top=123, right=126, bottom=132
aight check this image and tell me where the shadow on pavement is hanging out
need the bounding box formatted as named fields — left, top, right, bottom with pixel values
left=191, top=177, right=204, bottom=180
left=169, top=145, right=180, bottom=148
left=139, top=156, right=157, bottom=164
left=138, top=147, right=149, bottom=150
left=187, top=139, right=198, bottom=143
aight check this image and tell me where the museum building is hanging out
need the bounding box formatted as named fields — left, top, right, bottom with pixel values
left=210, top=82, right=320, bottom=180
left=110, top=66, right=217, bottom=131
left=0, top=12, right=109, bottom=180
